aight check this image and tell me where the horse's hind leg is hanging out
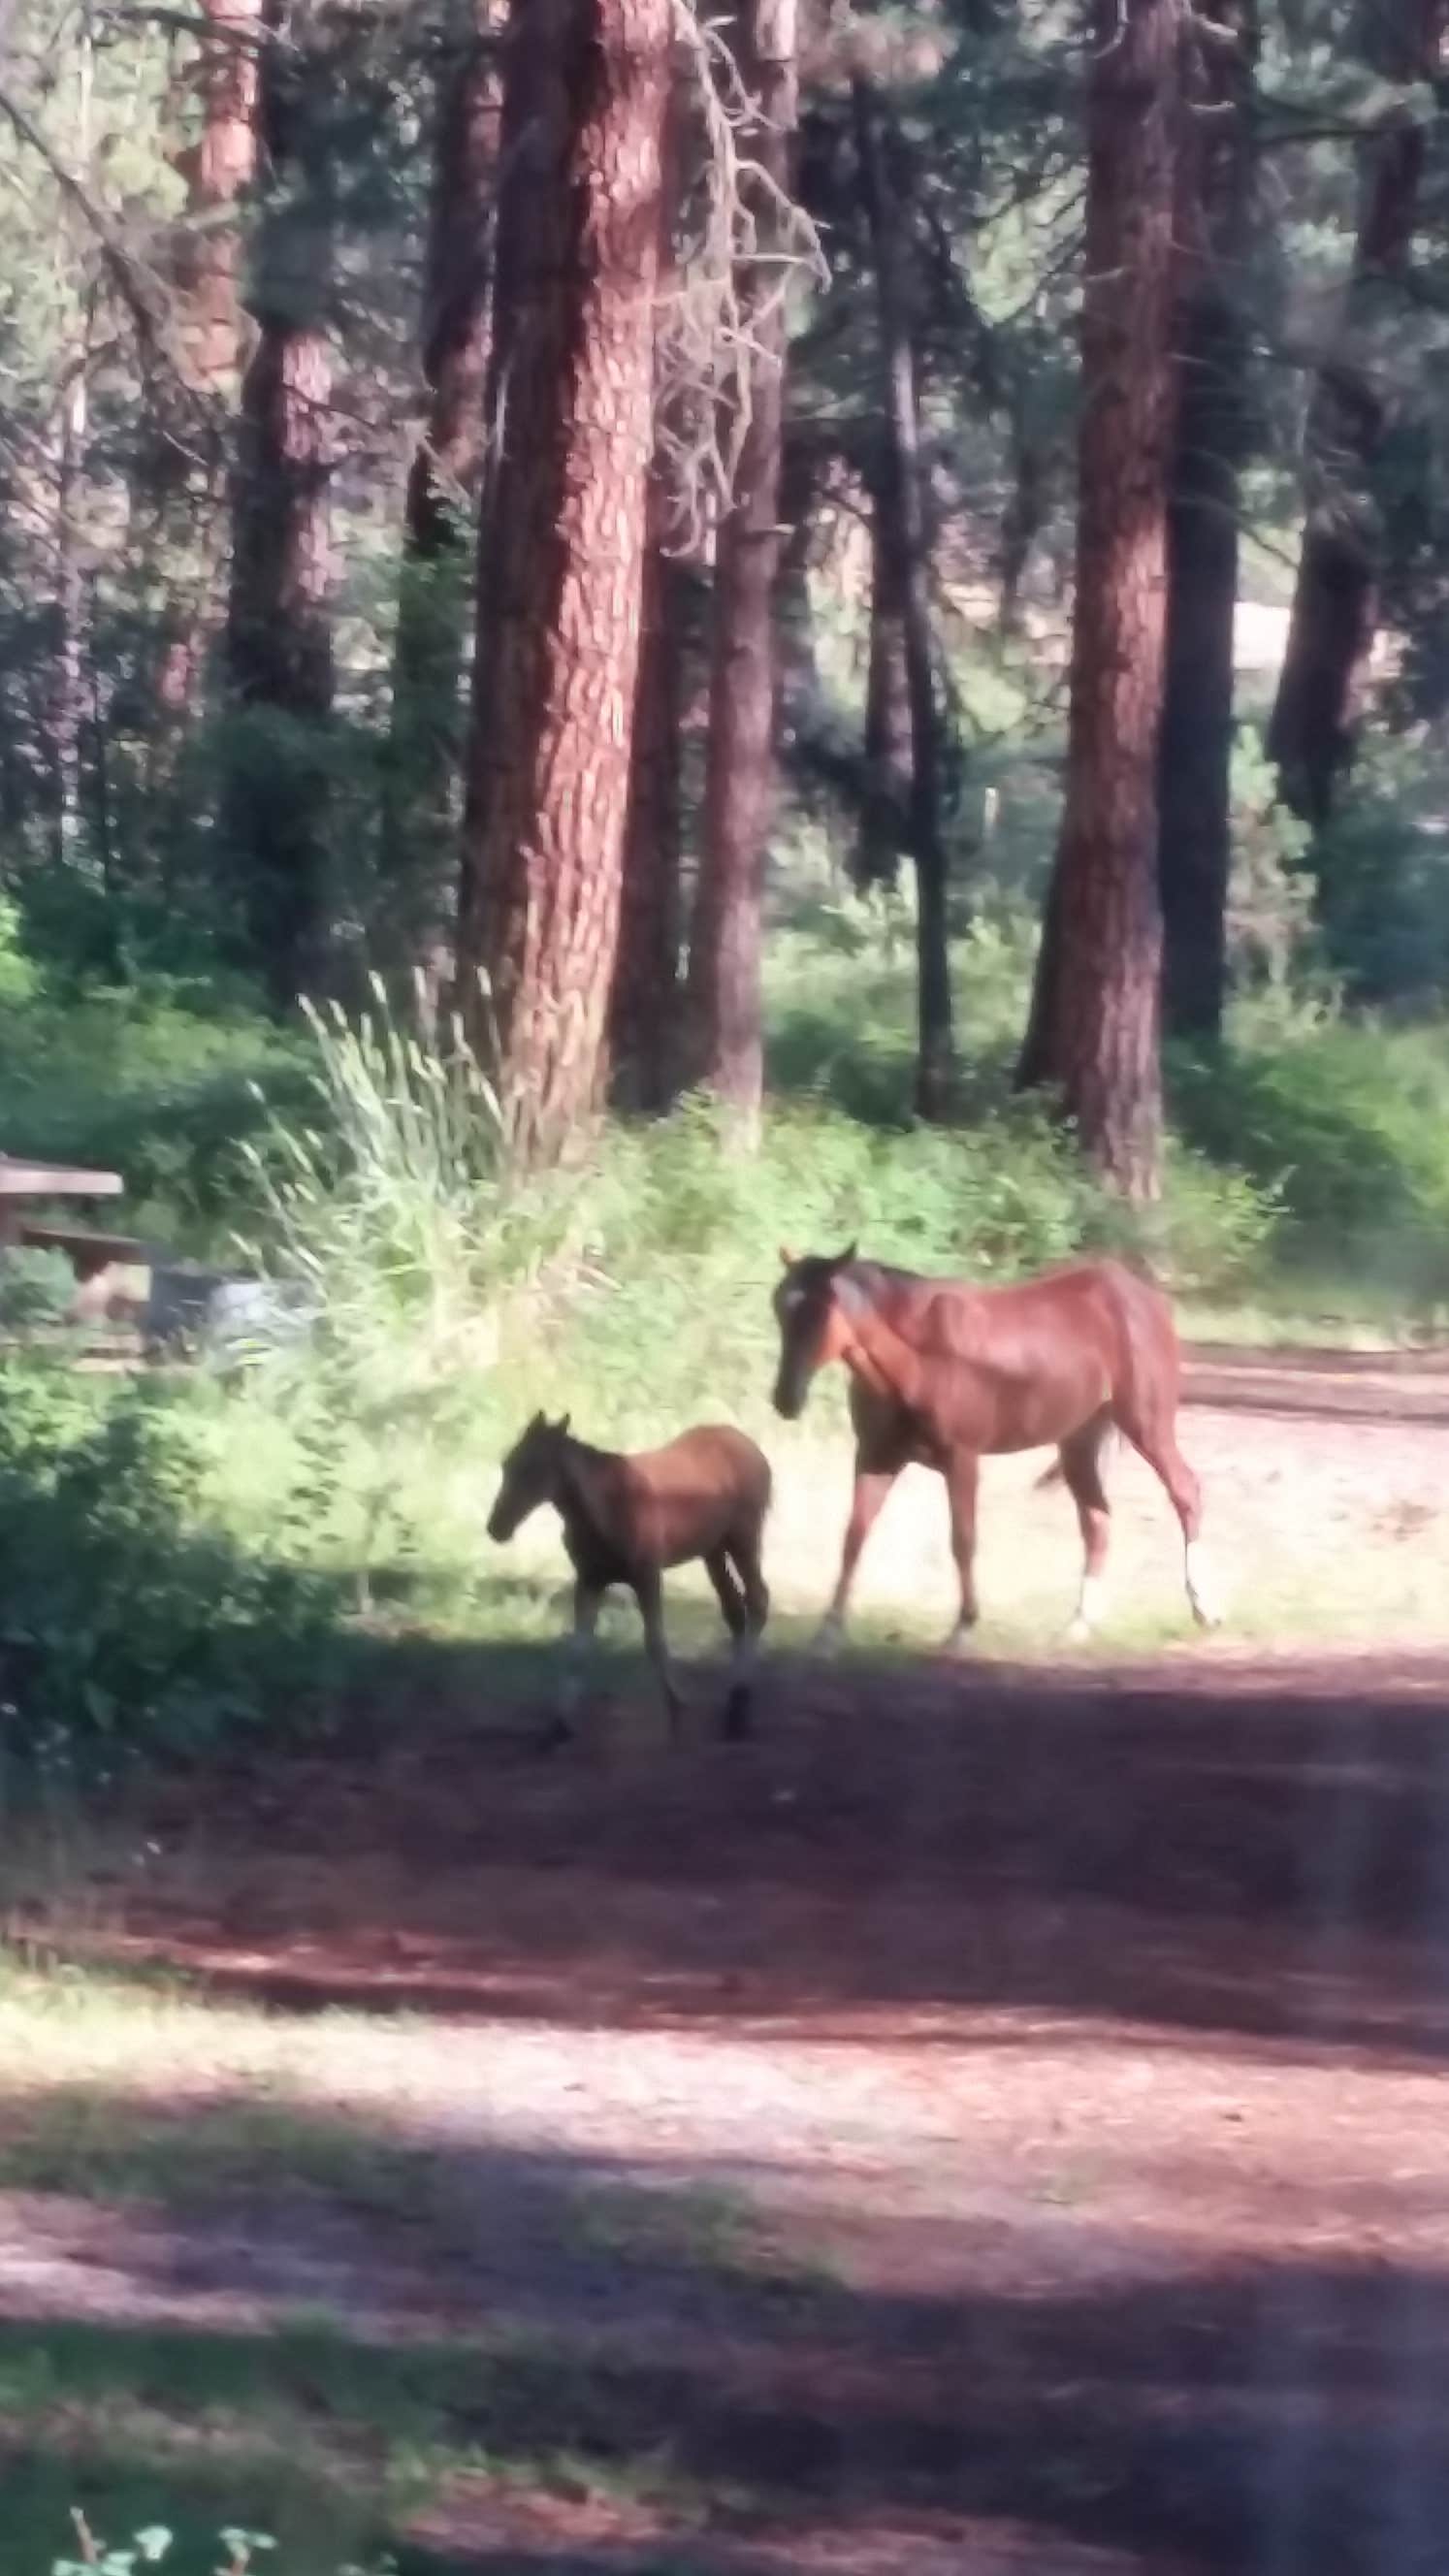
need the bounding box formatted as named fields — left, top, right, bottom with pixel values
left=1114, top=1402, right=1222, bottom=1629
left=716, top=1530, right=770, bottom=1740
left=942, top=1450, right=982, bottom=1655
left=633, top=1564, right=685, bottom=1741
left=1057, top=1414, right=1111, bottom=1641
left=817, top=1465, right=898, bottom=1655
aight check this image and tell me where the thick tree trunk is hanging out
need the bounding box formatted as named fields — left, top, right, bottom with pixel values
left=853, top=72, right=953, bottom=1118
left=223, top=0, right=338, bottom=1006
left=853, top=459, right=911, bottom=890
left=381, top=0, right=501, bottom=960
left=1016, top=0, right=1180, bottom=1200
left=456, top=0, right=670, bottom=1164
left=1158, top=0, right=1258, bottom=1043
left=1267, top=0, right=1447, bottom=825
left=686, top=0, right=797, bottom=1132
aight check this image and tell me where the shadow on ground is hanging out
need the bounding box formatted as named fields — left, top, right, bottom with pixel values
left=1, top=2100, right=1447, bottom=2576
left=55, top=1637, right=1449, bottom=2070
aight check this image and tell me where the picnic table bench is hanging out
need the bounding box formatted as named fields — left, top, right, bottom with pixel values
left=0, top=1158, right=150, bottom=1318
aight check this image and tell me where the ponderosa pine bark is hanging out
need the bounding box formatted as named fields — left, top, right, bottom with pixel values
left=1016, top=0, right=1180, bottom=1199
left=456, top=0, right=670, bottom=1162
left=1268, top=0, right=1448, bottom=825
left=223, top=0, right=338, bottom=1004
left=1158, top=0, right=1258, bottom=1041
left=686, top=0, right=798, bottom=1131
left=381, top=0, right=500, bottom=961
left=853, top=71, right=953, bottom=1118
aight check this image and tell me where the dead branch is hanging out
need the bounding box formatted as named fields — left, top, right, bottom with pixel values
left=0, top=79, right=172, bottom=373
left=655, top=0, right=826, bottom=554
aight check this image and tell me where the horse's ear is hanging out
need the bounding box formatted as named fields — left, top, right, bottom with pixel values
left=838, top=1240, right=858, bottom=1269
left=778, top=1244, right=797, bottom=1270
left=557, top=1411, right=571, bottom=1436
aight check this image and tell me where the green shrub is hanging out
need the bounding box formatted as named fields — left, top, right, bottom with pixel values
left=0, top=1367, right=340, bottom=1766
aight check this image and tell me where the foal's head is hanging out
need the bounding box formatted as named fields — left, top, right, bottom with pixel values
left=488, top=1411, right=572, bottom=1542
left=771, top=1244, right=861, bottom=1419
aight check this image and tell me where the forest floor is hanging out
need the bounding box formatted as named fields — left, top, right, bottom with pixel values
left=3, top=1373, right=1449, bottom=2573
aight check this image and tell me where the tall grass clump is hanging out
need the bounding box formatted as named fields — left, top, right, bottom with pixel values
left=240, top=980, right=527, bottom=1394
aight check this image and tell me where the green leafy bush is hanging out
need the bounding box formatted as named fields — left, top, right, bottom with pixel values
left=0, top=1368, right=340, bottom=1764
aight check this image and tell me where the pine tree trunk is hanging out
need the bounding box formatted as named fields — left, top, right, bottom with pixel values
left=456, top=0, right=670, bottom=1164
left=1158, top=0, right=1258, bottom=1043
left=1015, top=0, right=1180, bottom=1200
left=997, top=418, right=1045, bottom=641
left=223, top=0, right=338, bottom=1006
left=381, top=0, right=501, bottom=963
left=145, top=0, right=263, bottom=762
left=172, top=0, right=263, bottom=393
left=853, top=73, right=953, bottom=1119
left=686, top=0, right=797, bottom=1133
left=853, top=459, right=912, bottom=890
left=609, top=469, right=688, bottom=1111
left=776, top=429, right=821, bottom=741
left=1267, top=0, right=1447, bottom=825
left=48, top=356, right=89, bottom=864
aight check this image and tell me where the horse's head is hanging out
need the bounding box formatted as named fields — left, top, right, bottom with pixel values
left=771, top=1244, right=862, bottom=1419
left=488, top=1410, right=571, bottom=1542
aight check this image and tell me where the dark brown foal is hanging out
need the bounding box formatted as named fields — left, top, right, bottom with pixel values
left=772, top=1246, right=1218, bottom=1652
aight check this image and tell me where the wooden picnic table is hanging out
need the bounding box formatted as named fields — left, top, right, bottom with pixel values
left=0, top=1156, right=131, bottom=1273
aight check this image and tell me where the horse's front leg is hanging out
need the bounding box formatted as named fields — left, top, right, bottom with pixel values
left=547, top=1577, right=602, bottom=1748
left=633, top=1565, right=684, bottom=1742
left=942, top=1449, right=982, bottom=1656
left=816, top=1466, right=899, bottom=1656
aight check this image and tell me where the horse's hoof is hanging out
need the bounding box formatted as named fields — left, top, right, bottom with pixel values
left=811, top=1621, right=845, bottom=1661
left=940, top=1626, right=977, bottom=1660
left=1064, top=1617, right=1093, bottom=1647
left=722, top=1686, right=754, bottom=1743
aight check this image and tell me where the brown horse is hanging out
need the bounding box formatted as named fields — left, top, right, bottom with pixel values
left=488, top=1413, right=771, bottom=1741
left=771, top=1245, right=1219, bottom=1651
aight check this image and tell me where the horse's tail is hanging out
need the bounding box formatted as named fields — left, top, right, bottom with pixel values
left=1035, top=1425, right=1122, bottom=1491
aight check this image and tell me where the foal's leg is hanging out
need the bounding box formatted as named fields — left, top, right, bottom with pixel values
left=816, top=1466, right=899, bottom=1655
left=705, top=1546, right=753, bottom=1741
left=633, top=1564, right=685, bottom=1741
left=548, top=1578, right=602, bottom=1747
left=718, top=1530, right=770, bottom=1741
left=1057, top=1416, right=1112, bottom=1641
left=942, top=1450, right=982, bottom=1655
left=1115, top=1405, right=1222, bottom=1629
